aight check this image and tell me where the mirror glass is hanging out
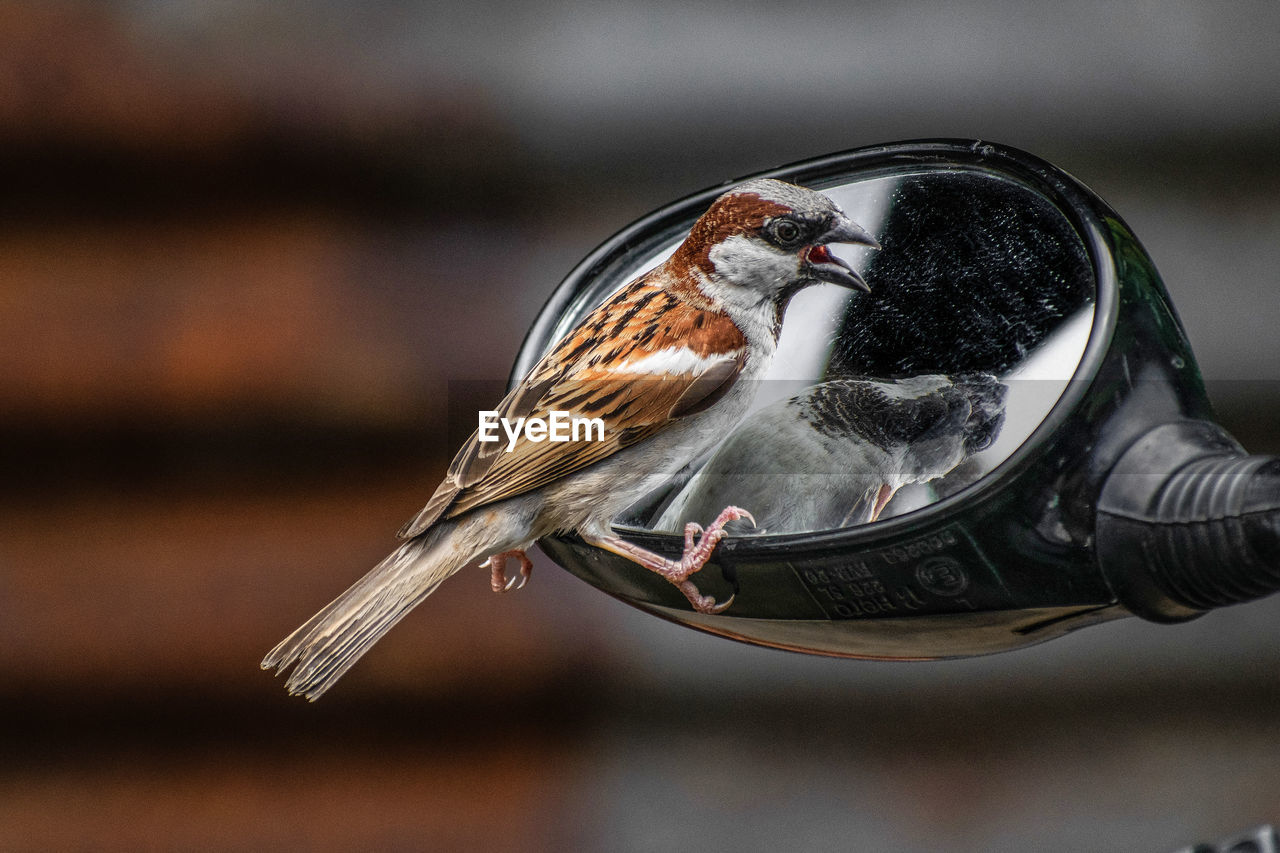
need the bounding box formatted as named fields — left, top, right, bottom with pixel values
left=539, top=166, right=1096, bottom=535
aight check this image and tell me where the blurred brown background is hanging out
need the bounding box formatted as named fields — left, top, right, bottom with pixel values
left=2, top=2, right=1280, bottom=850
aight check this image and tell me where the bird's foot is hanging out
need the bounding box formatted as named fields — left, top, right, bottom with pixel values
left=582, top=506, right=753, bottom=614
left=664, top=505, right=756, bottom=584
left=676, top=580, right=736, bottom=615
left=663, top=506, right=754, bottom=613
left=484, top=550, right=533, bottom=593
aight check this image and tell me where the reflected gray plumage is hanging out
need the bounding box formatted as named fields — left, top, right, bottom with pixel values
left=654, top=374, right=1007, bottom=535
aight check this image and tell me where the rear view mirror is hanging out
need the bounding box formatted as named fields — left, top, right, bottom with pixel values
left=513, top=139, right=1280, bottom=660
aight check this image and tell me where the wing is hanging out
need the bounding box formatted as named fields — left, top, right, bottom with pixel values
left=395, top=372, right=557, bottom=538
left=803, top=378, right=956, bottom=450
left=398, top=274, right=747, bottom=539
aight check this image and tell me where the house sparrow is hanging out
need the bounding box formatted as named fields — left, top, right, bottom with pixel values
left=262, top=178, right=879, bottom=699
left=654, top=374, right=1007, bottom=535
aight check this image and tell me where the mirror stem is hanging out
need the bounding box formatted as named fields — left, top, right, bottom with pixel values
left=1097, top=421, right=1280, bottom=622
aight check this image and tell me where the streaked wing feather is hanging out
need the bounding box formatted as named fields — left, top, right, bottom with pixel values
left=447, top=374, right=558, bottom=487
left=395, top=481, right=459, bottom=540
left=397, top=372, right=560, bottom=539
left=444, top=370, right=729, bottom=517
left=398, top=273, right=747, bottom=538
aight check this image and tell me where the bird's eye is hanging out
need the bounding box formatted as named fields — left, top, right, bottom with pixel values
left=771, top=219, right=803, bottom=246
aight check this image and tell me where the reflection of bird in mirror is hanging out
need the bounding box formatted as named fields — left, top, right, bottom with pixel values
left=654, top=374, right=1007, bottom=535
left=262, top=178, right=879, bottom=699
left=831, top=174, right=1092, bottom=377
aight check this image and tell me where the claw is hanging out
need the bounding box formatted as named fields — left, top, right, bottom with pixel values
left=484, top=556, right=502, bottom=593
left=486, top=549, right=533, bottom=594
left=711, top=505, right=755, bottom=530
left=684, top=588, right=734, bottom=615
left=707, top=592, right=735, bottom=614
left=682, top=521, right=704, bottom=553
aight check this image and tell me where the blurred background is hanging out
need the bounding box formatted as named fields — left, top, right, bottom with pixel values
left=2, top=1, right=1279, bottom=850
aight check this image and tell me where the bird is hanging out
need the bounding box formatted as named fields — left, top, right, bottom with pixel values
left=261, top=177, right=880, bottom=699
left=654, top=373, right=1007, bottom=535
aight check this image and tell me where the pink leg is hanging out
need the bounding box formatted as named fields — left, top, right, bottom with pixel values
left=483, top=550, right=533, bottom=593
left=582, top=505, right=754, bottom=614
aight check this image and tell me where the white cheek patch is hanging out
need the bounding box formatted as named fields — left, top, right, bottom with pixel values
left=620, top=346, right=740, bottom=376
left=707, top=234, right=800, bottom=293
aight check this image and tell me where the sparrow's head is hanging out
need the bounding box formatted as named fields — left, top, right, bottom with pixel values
left=673, top=178, right=880, bottom=304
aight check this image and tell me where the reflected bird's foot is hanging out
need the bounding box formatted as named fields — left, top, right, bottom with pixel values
left=869, top=483, right=897, bottom=523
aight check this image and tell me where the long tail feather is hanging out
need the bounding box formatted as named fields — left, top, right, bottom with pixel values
left=261, top=522, right=474, bottom=701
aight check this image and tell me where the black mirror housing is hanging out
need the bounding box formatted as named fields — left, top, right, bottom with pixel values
left=514, top=139, right=1275, bottom=659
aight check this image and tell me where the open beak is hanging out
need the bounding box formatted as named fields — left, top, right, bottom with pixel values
left=806, top=214, right=880, bottom=292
